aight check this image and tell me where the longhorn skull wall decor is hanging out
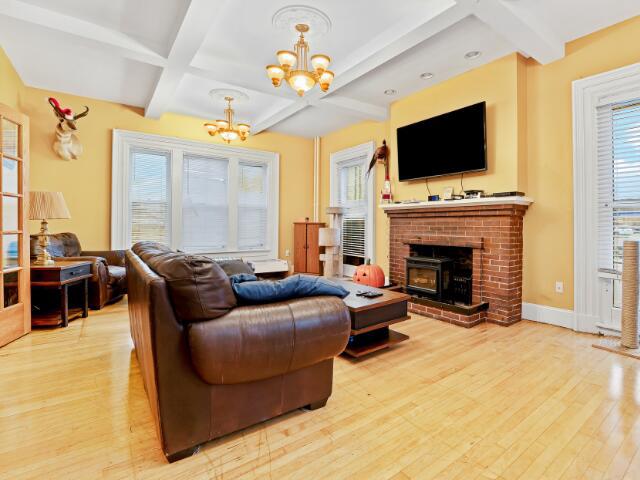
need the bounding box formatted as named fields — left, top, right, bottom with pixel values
left=48, top=97, right=89, bottom=160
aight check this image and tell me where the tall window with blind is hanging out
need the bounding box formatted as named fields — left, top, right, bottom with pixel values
left=112, top=131, right=279, bottom=259
left=182, top=155, right=229, bottom=251
left=597, top=98, right=640, bottom=319
left=238, top=163, right=267, bottom=250
left=130, top=149, right=170, bottom=245
left=330, top=142, right=375, bottom=276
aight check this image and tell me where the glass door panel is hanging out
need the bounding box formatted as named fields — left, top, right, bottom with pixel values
left=2, top=195, right=18, bottom=231
left=0, top=103, right=29, bottom=347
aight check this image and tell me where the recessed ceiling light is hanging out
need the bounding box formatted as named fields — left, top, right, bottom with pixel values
left=420, top=72, right=434, bottom=80
left=464, top=50, right=482, bottom=60
left=384, top=89, right=397, bottom=95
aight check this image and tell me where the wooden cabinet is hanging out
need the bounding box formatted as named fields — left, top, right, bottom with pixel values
left=0, top=104, right=30, bottom=347
left=293, top=221, right=325, bottom=275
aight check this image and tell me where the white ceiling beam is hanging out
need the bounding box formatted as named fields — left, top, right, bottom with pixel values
left=463, top=0, right=565, bottom=64
left=0, top=0, right=166, bottom=67
left=318, top=96, right=388, bottom=122
left=144, top=0, right=219, bottom=119
left=252, top=0, right=471, bottom=134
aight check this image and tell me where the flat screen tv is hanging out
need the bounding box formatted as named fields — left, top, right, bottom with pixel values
left=397, top=101, right=487, bottom=181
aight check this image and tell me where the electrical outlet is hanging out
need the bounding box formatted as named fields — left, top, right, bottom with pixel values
left=285, top=249, right=290, bottom=257
left=555, top=281, right=564, bottom=294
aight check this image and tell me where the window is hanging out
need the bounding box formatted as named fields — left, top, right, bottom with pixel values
left=597, top=98, right=640, bottom=308
left=112, top=130, right=279, bottom=259
left=330, top=142, right=375, bottom=276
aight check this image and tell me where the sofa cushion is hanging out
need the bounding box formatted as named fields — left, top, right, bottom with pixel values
left=131, top=242, right=236, bottom=323
left=215, top=259, right=254, bottom=277
left=187, top=296, right=350, bottom=384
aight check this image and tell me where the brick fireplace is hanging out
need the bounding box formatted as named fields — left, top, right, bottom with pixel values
left=382, top=198, right=532, bottom=327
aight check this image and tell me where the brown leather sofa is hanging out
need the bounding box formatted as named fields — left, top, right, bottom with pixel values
left=30, top=232, right=127, bottom=309
left=126, top=242, right=351, bottom=462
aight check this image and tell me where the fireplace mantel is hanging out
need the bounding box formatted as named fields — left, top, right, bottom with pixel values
left=380, top=196, right=533, bottom=212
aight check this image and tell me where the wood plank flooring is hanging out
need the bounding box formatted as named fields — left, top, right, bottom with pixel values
left=1, top=300, right=639, bottom=479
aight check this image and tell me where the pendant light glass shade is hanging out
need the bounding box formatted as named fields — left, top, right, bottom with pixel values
left=277, top=50, right=297, bottom=70
left=266, top=65, right=285, bottom=86
left=220, top=130, right=239, bottom=142
left=288, top=71, right=316, bottom=96
left=310, top=54, right=330, bottom=75
left=319, top=70, right=335, bottom=92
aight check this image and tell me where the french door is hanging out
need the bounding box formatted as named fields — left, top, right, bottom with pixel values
left=329, top=141, right=375, bottom=277
left=0, top=104, right=30, bottom=347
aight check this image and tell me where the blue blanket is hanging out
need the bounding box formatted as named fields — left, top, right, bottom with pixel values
left=230, top=274, right=349, bottom=304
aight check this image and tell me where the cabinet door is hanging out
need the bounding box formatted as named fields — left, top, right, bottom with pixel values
left=293, top=223, right=307, bottom=273
left=306, top=224, right=323, bottom=275
left=0, top=104, right=30, bottom=347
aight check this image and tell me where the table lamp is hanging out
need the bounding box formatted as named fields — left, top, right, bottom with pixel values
left=29, top=191, right=71, bottom=265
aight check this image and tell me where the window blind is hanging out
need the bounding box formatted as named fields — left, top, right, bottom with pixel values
left=129, top=148, right=170, bottom=245
left=338, top=156, right=368, bottom=259
left=237, top=163, right=267, bottom=250
left=597, top=99, right=640, bottom=272
left=182, top=154, right=229, bottom=251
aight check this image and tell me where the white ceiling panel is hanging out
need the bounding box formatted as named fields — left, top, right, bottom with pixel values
left=0, top=16, right=160, bottom=107
left=334, top=16, right=513, bottom=107
left=19, top=0, right=189, bottom=55
left=514, top=0, right=640, bottom=43
left=268, top=103, right=365, bottom=138
left=170, top=73, right=294, bottom=124
left=195, top=0, right=428, bottom=70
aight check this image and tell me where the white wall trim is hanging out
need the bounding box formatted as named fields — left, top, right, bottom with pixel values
left=572, top=62, right=640, bottom=333
left=522, top=303, right=577, bottom=331
left=111, top=129, right=279, bottom=260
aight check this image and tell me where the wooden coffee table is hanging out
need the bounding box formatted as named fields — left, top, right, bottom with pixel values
left=336, top=279, right=411, bottom=358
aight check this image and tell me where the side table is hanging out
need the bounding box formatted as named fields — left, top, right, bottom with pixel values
left=31, top=260, right=92, bottom=327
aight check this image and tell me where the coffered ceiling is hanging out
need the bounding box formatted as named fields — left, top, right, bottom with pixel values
left=0, top=0, right=639, bottom=138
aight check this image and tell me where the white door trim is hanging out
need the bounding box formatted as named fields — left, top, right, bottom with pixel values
left=572, top=61, right=640, bottom=333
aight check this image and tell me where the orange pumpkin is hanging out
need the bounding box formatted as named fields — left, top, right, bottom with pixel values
left=353, top=260, right=385, bottom=287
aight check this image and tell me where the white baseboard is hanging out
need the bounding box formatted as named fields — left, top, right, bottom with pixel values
left=522, top=302, right=576, bottom=330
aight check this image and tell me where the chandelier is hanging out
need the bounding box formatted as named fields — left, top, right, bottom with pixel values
left=266, top=23, right=334, bottom=97
left=203, top=96, right=250, bottom=143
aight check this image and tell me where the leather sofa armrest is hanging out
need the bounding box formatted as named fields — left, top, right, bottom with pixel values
left=187, top=296, right=351, bottom=385
left=82, top=250, right=126, bottom=267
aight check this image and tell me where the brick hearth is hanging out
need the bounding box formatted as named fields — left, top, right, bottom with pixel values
left=383, top=199, right=531, bottom=327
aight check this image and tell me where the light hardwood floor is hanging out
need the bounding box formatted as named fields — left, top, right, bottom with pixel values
left=1, top=300, right=639, bottom=479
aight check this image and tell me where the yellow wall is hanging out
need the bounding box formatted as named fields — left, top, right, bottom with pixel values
left=1, top=47, right=314, bottom=258
left=319, top=16, right=640, bottom=311
left=0, top=47, right=23, bottom=110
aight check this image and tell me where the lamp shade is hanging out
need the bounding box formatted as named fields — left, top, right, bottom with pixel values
left=29, top=191, right=71, bottom=220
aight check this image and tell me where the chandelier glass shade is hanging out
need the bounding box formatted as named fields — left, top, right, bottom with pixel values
left=266, top=24, right=334, bottom=96
left=203, top=96, right=250, bottom=143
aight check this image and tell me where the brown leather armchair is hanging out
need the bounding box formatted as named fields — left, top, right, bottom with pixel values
left=30, top=232, right=127, bottom=309
left=126, top=242, right=350, bottom=462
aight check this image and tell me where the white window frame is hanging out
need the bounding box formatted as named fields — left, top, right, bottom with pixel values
left=573, top=62, right=640, bottom=333
left=112, top=129, right=279, bottom=260
left=329, top=141, right=376, bottom=276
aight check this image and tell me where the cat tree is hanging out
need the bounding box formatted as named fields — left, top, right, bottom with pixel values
left=318, top=207, right=345, bottom=278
